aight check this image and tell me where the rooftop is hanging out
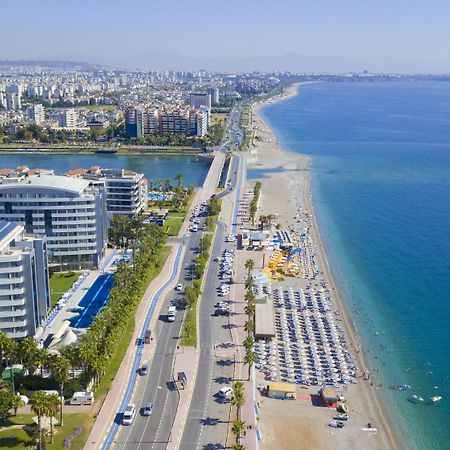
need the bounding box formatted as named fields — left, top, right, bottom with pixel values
left=0, top=174, right=91, bottom=194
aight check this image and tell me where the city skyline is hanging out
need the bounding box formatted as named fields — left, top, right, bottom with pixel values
left=2, top=0, right=450, bottom=73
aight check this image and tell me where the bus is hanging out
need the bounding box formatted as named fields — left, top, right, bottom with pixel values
left=168, top=306, right=176, bottom=322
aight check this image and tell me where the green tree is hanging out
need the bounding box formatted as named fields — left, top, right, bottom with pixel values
left=244, top=276, right=255, bottom=291
left=243, top=320, right=255, bottom=337
left=244, top=349, right=257, bottom=381
left=243, top=335, right=254, bottom=352
left=46, top=393, right=60, bottom=443
left=244, top=302, right=255, bottom=321
left=35, top=347, right=49, bottom=378
left=10, top=393, right=25, bottom=416
left=231, top=381, right=245, bottom=420
left=30, top=390, right=50, bottom=449
left=174, top=173, right=184, bottom=187
left=232, top=445, right=246, bottom=450
left=231, top=419, right=246, bottom=445
left=19, top=336, right=38, bottom=376
left=164, top=177, right=171, bottom=192
left=51, top=355, right=70, bottom=426
left=244, top=259, right=255, bottom=278
left=0, top=383, right=13, bottom=419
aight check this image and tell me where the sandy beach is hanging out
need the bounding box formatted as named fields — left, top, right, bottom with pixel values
left=246, top=83, right=401, bottom=450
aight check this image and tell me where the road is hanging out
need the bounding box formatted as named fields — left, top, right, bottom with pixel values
left=111, top=104, right=243, bottom=450
left=180, top=120, right=246, bottom=448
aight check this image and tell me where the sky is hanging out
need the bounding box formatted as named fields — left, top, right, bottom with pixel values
left=2, top=0, right=450, bottom=72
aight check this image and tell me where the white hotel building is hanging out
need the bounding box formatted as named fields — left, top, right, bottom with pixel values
left=0, top=220, right=50, bottom=339
left=0, top=174, right=107, bottom=270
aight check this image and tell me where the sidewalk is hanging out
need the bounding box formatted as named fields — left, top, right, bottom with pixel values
left=85, top=242, right=182, bottom=449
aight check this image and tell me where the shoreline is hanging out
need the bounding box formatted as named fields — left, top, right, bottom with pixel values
left=249, top=83, right=401, bottom=449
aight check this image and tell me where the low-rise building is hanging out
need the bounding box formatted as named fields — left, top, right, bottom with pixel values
left=0, top=220, right=50, bottom=339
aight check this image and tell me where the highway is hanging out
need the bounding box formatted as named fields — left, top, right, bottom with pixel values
left=111, top=104, right=243, bottom=450
left=180, top=109, right=245, bottom=449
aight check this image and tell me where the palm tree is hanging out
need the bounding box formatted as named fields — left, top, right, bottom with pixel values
left=35, top=347, right=49, bottom=378
left=244, top=259, right=255, bottom=278
left=51, top=355, right=70, bottom=426
left=244, top=289, right=255, bottom=304
left=0, top=330, right=10, bottom=369
left=231, top=419, right=246, bottom=444
left=30, top=390, right=50, bottom=449
left=259, top=215, right=266, bottom=230
left=174, top=173, right=184, bottom=187
left=46, top=393, right=60, bottom=443
left=244, top=276, right=254, bottom=291
left=244, top=302, right=255, bottom=320
left=243, top=335, right=254, bottom=352
left=60, top=345, right=79, bottom=380
left=164, top=177, right=171, bottom=192
left=10, top=393, right=25, bottom=416
left=232, top=445, right=246, bottom=450
left=156, top=178, right=163, bottom=191
left=243, top=320, right=255, bottom=337
left=19, top=336, right=38, bottom=376
left=244, top=349, right=257, bottom=381
left=231, top=381, right=245, bottom=420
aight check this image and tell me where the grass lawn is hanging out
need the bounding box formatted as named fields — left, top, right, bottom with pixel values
left=49, top=271, right=82, bottom=308
left=163, top=217, right=184, bottom=236
left=181, top=300, right=197, bottom=347
left=0, top=413, right=91, bottom=450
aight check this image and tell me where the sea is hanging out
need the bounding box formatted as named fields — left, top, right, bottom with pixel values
left=259, top=81, right=450, bottom=450
left=0, top=153, right=211, bottom=187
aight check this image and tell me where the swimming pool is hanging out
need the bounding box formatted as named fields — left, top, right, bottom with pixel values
left=69, top=274, right=114, bottom=329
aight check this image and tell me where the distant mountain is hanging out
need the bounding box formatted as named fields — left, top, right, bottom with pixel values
left=95, top=51, right=450, bottom=74
left=0, top=59, right=106, bottom=70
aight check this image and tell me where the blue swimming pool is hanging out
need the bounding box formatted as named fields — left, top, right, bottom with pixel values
left=70, top=274, right=114, bottom=329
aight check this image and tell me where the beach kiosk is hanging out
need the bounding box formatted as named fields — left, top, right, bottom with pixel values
left=267, top=382, right=296, bottom=399
left=320, top=385, right=338, bottom=407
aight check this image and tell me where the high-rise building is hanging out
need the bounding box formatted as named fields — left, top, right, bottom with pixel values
left=190, top=93, right=211, bottom=110
left=190, top=109, right=208, bottom=137
left=66, top=166, right=148, bottom=218
left=124, top=106, right=144, bottom=138
left=60, top=109, right=78, bottom=128
left=0, top=220, right=50, bottom=339
left=26, top=104, right=45, bottom=125
left=159, top=108, right=189, bottom=134
left=0, top=173, right=107, bottom=269
left=208, top=87, right=220, bottom=104
left=5, top=92, right=21, bottom=111
left=143, top=109, right=159, bottom=135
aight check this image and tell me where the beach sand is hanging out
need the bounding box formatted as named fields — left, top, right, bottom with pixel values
left=248, top=84, right=401, bottom=450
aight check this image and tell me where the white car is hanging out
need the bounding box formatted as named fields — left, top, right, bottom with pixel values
left=176, top=283, right=183, bottom=292
left=218, top=387, right=233, bottom=399
left=122, top=403, right=136, bottom=425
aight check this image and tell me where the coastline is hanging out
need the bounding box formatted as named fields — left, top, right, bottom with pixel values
left=249, top=83, right=401, bottom=449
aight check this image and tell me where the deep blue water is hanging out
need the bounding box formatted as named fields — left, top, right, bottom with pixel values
left=0, top=153, right=210, bottom=186
left=261, top=82, right=450, bottom=450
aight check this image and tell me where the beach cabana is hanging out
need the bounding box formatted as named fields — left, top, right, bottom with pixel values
left=320, top=385, right=338, bottom=406
left=267, top=381, right=296, bottom=399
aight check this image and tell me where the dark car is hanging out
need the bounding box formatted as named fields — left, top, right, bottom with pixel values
left=139, top=364, right=149, bottom=376
left=141, top=402, right=153, bottom=416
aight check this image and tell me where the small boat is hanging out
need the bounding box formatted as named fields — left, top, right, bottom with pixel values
left=430, top=396, right=442, bottom=402
left=409, top=394, right=424, bottom=403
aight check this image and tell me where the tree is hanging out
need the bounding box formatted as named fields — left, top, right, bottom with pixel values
left=164, top=177, right=171, bottom=192
left=0, top=383, right=13, bottom=419
left=231, top=381, right=245, bottom=420
left=46, top=393, right=60, bottom=443
left=243, top=335, right=254, bottom=352
left=10, top=393, right=24, bottom=416
left=30, top=390, right=50, bottom=449
left=244, top=259, right=255, bottom=278
left=174, top=173, right=184, bottom=187
left=60, top=346, right=79, bottom=380
left=244, top=320, right=255, bottom=337
left=244, top=290, right=255, bottom=304
left=232, top=445, right=246, bottom=450
left=0, top=330, right=11, bottom=369
left=244, top=302, right=255, bottom=320
left=35, top=347, right=49, bottom=378
left=19, top=336, right=38, bottom=376
left=244, top=276, right=254, bottom=291
left=231, top=419, right=246, bottom=444
left=244, top=349, right=257, bottom=381
left=51, top=355, right=70, bottom=426
left=156, top=178, right=163, bottom=191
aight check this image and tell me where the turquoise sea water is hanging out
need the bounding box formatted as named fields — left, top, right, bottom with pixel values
left=0, top=153, right=211, bottom=186
left=261, top=82, right=450, bottom=450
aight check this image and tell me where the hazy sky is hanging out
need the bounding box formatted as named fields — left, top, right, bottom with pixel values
left=2, top=0, right=450, bottom=71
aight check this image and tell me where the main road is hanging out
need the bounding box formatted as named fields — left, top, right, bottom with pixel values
left=110, top=104, right=243, bottom=450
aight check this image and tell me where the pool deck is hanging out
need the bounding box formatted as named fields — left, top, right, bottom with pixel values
left=37, top=248, right=118, bottom=346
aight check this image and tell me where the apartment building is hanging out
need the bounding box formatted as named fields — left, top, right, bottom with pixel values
left=26, top=104, right=45, bottom=125
left=190, top=92, right=212, bottom=109
left=67, top=166, right=148, bottom=218
left=0, top=173, right=107, bottom=270
left=0, top=220, right=50, bottom=339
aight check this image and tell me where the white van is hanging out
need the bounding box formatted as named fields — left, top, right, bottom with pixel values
left=168, top=306, right=176, bottom=322
left=70, top=391, right=94, bottom=405
left=122, top=403, right=136, bottom=425
left=191, top=224, right=198, bottom=232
